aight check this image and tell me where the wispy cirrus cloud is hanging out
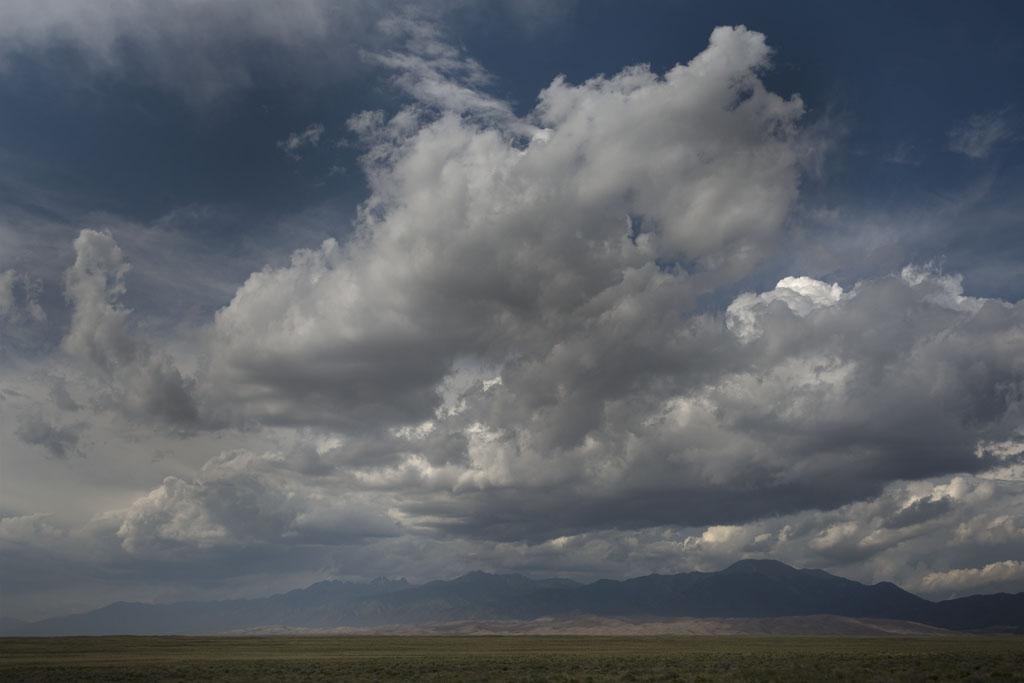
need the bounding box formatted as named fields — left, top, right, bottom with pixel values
left=948, top=109, right=1014, bottom=159
left=0, top=0, right=384, bottom=105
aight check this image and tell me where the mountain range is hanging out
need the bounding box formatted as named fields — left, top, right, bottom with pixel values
left=4, top=560, right=1022, bottom=636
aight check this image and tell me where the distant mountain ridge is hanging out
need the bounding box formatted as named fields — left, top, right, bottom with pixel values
left=5, top=559, right=1022, bottom=636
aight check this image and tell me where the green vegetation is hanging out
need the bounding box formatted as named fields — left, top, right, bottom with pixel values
left=2, top=635, right=1022, bottom=682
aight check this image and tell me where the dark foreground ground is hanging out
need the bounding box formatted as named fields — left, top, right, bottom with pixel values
left=1, top=635, right=1022, bottom=682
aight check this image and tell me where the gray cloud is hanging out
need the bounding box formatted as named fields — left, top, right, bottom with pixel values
left=0, top=269, right=45, bottom=323
left=62, top=229, right=199, bottom=428
left=15, top=411, right=84, bottom=458
left=37, top=457, right=1019, bottom=607
left=887, top=496, right=953, bottom=529
left=213, top=265, right=1019, bottom=547
left=0, top=0, right=565, bottom=107
left=0, top=0, right=386, bottom=105
left=206, top=26, right=805, bottom=434
left=194, top=27, right=1023, bottom=548
left=1, top=425, right=1020, bottom=619
left=85, top=256, right=1021, bottom=578
left=0, top=268, right=48, bottom=358
left=111, top=447, right=400, bottom=557
left=47, top=376, right=80, bottom=412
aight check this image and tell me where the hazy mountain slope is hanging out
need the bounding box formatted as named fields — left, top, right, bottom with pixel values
left=7, top=577, right=410, bottom=636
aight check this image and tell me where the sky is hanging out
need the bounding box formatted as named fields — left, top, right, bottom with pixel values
left=1, top=0, right=1023, bottom=622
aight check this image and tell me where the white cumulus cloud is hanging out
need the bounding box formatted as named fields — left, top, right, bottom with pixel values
left=921, top=560, right=1024, bottom=596
left=206, top=25, right=806, bottom=434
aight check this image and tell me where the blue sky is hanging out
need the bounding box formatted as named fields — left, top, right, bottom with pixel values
left=1, top=1, right=1022, bottom=622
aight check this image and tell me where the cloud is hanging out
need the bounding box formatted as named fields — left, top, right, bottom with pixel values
left=4, top=19, right=1024, bottom=620
left=112, top=447, right=400, bottom=557
left=887, top=496, right=953, bottom=528
left=367, top=16, right=523, bottom=127
left=0, top=0, right=393, bottom=105
left=948, top=109, right=1014, bottom=159
left=61, top=229, right=134, bottom=373
left=561, top=472, right=1022, bottom=592
left=0, top=514, right=68, bottom=545
left=0, top=1, right=576, bottom=107
left=99, top=455, right=1019, bottom=595
left=726, top=275, right=844, bottom=341
left=0, top=1, right=586, bottom=106
left=4, top=448, right=1022, bottom=619
left=190, top=27, right=1024, bottom=548
left=277, top=123, right=326, bottom=160
left=207, top=25, right=806, bottom=435
left=62, top=229, right=199, bottom=428
left=0, top=269, right=45, bottom=322
left=15, top=411, right=84, bottom=459
left=977, top=439, right=1024, bottom=481
left=920, top=560, right=1024, bottom=596
left=48, top=376, right=80, bottom=412
left=200, top=260, right=1024, bottom=546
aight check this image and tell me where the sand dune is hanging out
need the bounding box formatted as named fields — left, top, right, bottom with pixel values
left=221, top=614, right=956, bottom=637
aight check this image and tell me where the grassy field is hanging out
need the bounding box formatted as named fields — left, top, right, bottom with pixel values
left=1, top=635, right=1022, bottom=682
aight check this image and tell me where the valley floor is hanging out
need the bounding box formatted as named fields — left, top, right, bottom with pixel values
left=1, top=635, right=1022, bottom=682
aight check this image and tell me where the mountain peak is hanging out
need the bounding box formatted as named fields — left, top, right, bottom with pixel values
left=371, top=576, right=408, bottom=586
left=720, top=559, right=802, bottom=577
left=451, top=570, right=534, bottom=585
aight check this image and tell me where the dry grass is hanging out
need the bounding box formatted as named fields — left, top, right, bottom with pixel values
left=2, top=635, right=1022, bottom=682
